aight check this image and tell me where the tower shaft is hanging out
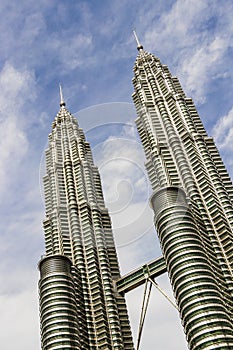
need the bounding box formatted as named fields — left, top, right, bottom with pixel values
left=39, top=103, right=134, bottom=349
left=132, top=47, right=233, bottom=349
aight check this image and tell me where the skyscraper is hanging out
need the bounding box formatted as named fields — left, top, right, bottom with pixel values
left=38, top=89, right=134, bottom=349
left=132, top=33, right=233, bottom=349
left=38, top=33, right=233, bottom=350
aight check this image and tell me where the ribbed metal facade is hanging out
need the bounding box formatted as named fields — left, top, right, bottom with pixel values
left=39, top=102, right=134, bottom=349
left=39, top=255, right=81, bottom=349
left=132, top=45, right=233, bottom=349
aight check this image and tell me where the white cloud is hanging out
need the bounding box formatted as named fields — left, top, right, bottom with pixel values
left=0, top=63, right=37, bottom=197
left=212, top=107, right=233, bottom=151
left=142, top=0, right=233, bottom=104
left=49, top=33, right=93, bottom=70
left=0, top=118, right=28, bottom=195
left=211, top=107, right=233, bottom=173
left=0, top=62, right=36, bottom=110
left=20, top=12, right=46, bottom=45
left=179, top=36, right=228, bottom=103
left=93, top=132, right=153, bottom=247
left=0, top=282, right=40, bottom=349
left=144, top=0, right=209, bottom=55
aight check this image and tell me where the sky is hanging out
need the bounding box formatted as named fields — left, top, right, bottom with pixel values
left=0, top=0, right=233, bottom=349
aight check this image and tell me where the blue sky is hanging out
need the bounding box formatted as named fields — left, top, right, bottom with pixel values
left=0, top=0, right=233, bottom=349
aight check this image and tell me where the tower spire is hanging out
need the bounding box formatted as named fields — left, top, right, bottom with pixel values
left=133, top=30, right=143, bottom=51
left=59, top=83, right=66, bottom=107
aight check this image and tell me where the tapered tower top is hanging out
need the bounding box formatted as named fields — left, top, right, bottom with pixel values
left=59, top=84, right=66, bottom=107
left=133, top=30, right=143, bottom=51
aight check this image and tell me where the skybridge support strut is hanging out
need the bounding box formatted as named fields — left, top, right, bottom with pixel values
left=117, top=257, right=179, bottom=349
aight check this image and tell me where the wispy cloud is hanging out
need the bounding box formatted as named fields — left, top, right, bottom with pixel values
left=93, top=128, right=153, bottom=247
left=48, top=32, right=93, bottom=71
left=212, top=107, right=233, bottom=172
left=212, top=107, right=233, bottom=150
left=0, top=284, right=40, bottom=350
left=142, top=0, right=233, bottom=104
left=0, top=63, right=36, bottom=197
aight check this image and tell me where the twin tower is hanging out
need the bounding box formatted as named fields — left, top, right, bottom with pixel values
left=38, top=37, right=233, bottom=349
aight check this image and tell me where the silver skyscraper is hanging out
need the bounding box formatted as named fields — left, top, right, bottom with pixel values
left=38, top=91, right=134, bottom=349
left=132, top=33, right=233, bottom=349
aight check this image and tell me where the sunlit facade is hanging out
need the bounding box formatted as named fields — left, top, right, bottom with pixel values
left=132, top=37, right=233, bottom=349
left=38, top=97, right=134, bottom=350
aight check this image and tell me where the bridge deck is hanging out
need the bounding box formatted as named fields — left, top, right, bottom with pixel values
left=116, top=256, right=167, bottom=294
